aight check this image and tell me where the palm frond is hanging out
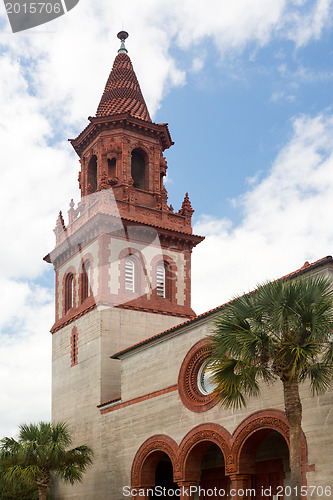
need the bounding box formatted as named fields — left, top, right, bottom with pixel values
left=210, top=357, right=262, bottom=409
left=302, top=362, right=333, bottom=395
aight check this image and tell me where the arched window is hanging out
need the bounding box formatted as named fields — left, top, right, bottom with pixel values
left=125, top=258, right=135, bottom=293
left=81, top=260, right=91, bottom=303
left=156, top=260, right=175, bottom=300
left=87, top=155, right=97, bottom=193
left=65, top=273, right=74, bottom=312
left=156, top=263, right=166, bottom=298
left=131, top=151, right=146, bottom=190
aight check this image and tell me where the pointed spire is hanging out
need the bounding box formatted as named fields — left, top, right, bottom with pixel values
left=179, top=193, right=194, bottom=217
left=95, top=32, right=151, bottom=122
left=56, top=211, right=66, bottom=231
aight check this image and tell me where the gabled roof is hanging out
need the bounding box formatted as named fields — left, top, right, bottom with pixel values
left=111, top=255, right=333, bottom=359
left=96, top=52, right=151, bottom=122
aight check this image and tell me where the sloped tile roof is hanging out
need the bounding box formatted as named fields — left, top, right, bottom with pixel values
left=111, top=255, right=333, bottom=359
left=96, top=53, right=151, bottom=122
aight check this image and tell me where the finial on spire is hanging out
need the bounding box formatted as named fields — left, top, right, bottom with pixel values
left=117, top=31, right=129, bottom=54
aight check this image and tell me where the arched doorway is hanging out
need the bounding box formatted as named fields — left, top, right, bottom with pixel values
left=131, top=435, right=179, bottom=499
left=179, top=425, right=231, bottom=500
left=252, top=430, right=290, bottom=499
left=236, top=428, right=290, bottom=499
left=200, top=443, right=230, bottom=500
left=152, top=455, right=179, bottom=498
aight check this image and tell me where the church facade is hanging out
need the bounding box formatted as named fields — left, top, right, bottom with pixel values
left=46, top=33, right=333, bottom=499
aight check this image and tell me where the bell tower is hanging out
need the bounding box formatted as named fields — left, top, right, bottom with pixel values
left=46, top=33, right=204, bottom=473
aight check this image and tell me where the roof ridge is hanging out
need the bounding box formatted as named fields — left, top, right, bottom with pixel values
left=111, top=255, right=333, bottom=358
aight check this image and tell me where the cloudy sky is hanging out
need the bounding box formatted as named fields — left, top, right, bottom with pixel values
left=1, top=0, right=333, bottom=437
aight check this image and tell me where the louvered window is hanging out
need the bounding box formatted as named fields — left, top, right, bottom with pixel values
left=156, top=264, right=165, bottom=298
left=65, top=273, right=74, bottom=312
left=125, top=259, right=135, bottom=292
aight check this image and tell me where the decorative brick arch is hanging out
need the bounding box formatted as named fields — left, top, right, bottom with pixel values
left=177, top=423, right=232, bottom=481
left=131, top=144, right=150, bottom=159
left=130, top=410, right=311, bottom=489
left=229, top=409, right=308, bottom=476
left=131, top=435, right=179, bottom=488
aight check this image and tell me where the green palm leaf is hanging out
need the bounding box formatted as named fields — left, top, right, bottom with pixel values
left=0, top=422, right=93, bottom=500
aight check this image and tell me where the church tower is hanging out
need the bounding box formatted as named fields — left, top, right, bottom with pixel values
left=45, top=33, right=203, bottom=491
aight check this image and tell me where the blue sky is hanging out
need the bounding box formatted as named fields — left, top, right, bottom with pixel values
left=1, top=0, right=333, bottom=437
left=160, top=33, right=333, bottom=217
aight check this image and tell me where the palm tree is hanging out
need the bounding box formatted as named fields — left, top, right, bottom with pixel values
left=209, top=276, right=333, bottom=500
left=0, top=421, right=93, bottom=500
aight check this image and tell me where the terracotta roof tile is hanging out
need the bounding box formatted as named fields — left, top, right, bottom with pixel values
left=96, top=53, right=151, bottom=122
left=111, top=255, right=333, bottom=358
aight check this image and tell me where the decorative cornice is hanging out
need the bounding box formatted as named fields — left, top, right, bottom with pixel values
left=70, top=114, right=173, bottom=156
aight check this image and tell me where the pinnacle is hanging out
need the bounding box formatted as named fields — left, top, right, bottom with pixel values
left=96, top=52, right=151, bottom=122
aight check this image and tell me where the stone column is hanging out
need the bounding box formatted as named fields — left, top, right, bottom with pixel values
left=177, top=481, right=197, bottom=500
left=229, top=474, right=253, bottom=500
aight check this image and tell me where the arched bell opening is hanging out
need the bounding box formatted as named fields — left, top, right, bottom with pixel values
left=131, top=149, right=147, bottom=190
left=108, top=158, right=117, bottom=185
left=238, top=429, right=290, bottom=500
left=87, top=155, right=97, bottom=193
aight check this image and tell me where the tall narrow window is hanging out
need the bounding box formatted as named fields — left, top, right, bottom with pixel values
left=108, top=158, right=117, bottom=180
left=125, top=258, right=135, bottom=293
left=81, top=260, right=91, bottom=303
left=65, top=273, right=74, bottom=312
left=156, top=264, right=165, bottom=298
left=71, top=327, right=78, bottom=367
left=131, top=151, right=146, bottom=190
left=72, top=334, right=77, bottom=364
left=87, top=155, right=97, bottom=193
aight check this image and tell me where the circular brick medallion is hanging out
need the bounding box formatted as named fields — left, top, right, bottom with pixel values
left=178, top=339, right=218, bottom=412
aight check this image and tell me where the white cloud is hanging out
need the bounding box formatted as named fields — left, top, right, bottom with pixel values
left=0, top=282, right=52, bottom=437
left=192, top=112, right=333, bottom=313
left=1, top=0, right=331, bottom=124
left=191, top=57, right=205, bottom=73
left=0, top=53, right=78, bottom=280
left=283, top=0, right=333, bottom=47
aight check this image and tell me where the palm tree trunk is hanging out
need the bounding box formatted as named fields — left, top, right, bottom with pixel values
left=38, top=485, right=48, bottom=500
left=283, top=380, right=302, bottom=500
